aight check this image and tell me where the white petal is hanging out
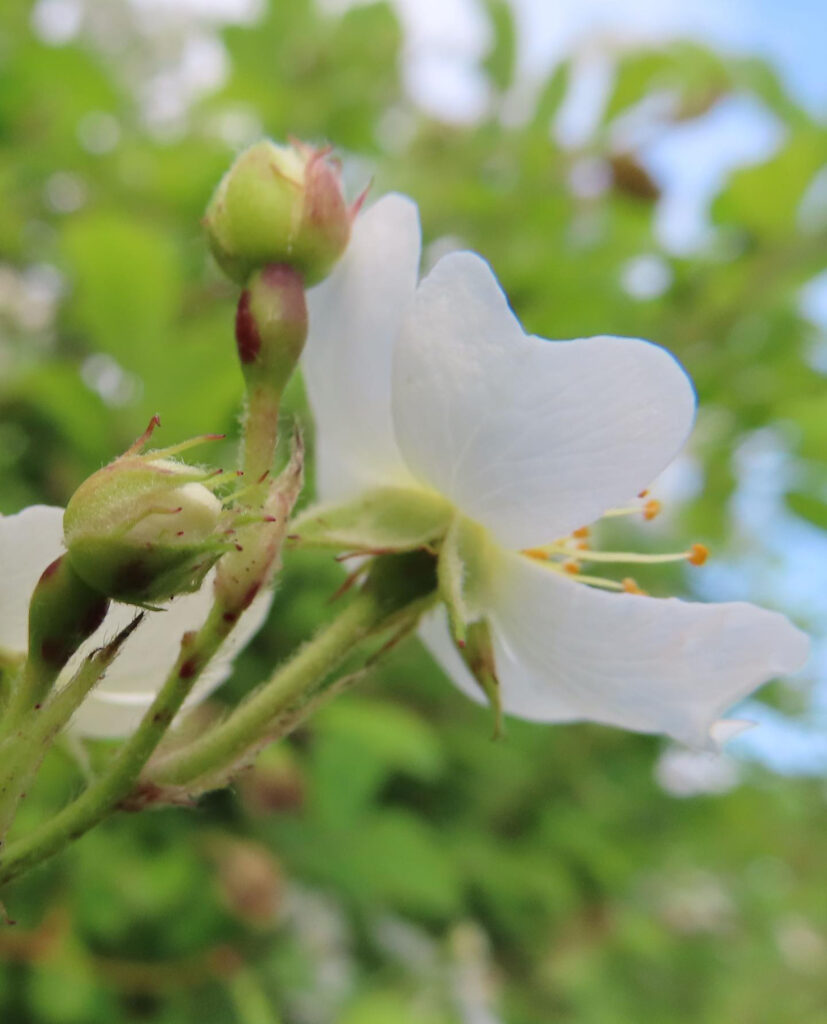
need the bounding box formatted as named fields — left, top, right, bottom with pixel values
left=708, top=718, right=755, bottom=750
left=67, top=578, right=272, bottom=739
left=483, top=551, right=809, bottom=746
left=303, top=194, right=422, bottom=501
left=392, top=252, right=696, bottom=549
left=0, top=506, right=65, bottom=654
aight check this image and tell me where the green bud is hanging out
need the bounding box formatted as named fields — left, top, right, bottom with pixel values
left=27, top=555, right=110, bottom=679
left=64, top=419, right=231, bottom=606
left=205, top=138, right=357, bottom=286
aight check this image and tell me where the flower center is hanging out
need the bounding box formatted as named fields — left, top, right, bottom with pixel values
left=522, top=491, right=708, bottom=595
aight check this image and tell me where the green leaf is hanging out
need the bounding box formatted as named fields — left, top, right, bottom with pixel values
left=712, top=128, right=827, bottom=237
left=785, top=490, right=827, bottom=529
left=349, top=810, right=462, bottom=917
left=482, top=0, right=517, bottom=93
left=318, top=697, right=444, bottom=782
left=60, top=211, right=183, bottom=369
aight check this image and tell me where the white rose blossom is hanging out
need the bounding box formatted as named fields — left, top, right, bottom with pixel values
left=0, top=505, right=270, bottom=738
left=299, top=194, right=809, bottom=747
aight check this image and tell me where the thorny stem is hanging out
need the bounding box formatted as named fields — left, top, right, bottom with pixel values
left=0, top=553, right=437, bottom=888
left=0, top=601, right=236, bottom=888
left=0, top=617, right=143, bottom=841
left=0, top=662, right=52, bottom=745
left=241, top=383, right=281, bottom=486
left=148, top=590, right=402, bottom=788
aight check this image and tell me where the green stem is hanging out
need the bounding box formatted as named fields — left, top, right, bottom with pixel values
left=148, top=553, right=438, bottom=791
left=0, top=618, right=142, bottom=840
left=148, top=589, right=385, bottom=787
left=242, top=384, right=280, bottom=484
left=0, top=661, right=53, bottom=743
left=0, top=602, right=234, bottom=887
left=228, top=969, right=282, bottom=1024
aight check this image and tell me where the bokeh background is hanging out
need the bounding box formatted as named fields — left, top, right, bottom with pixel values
left=1, top=0, right=826, bottom=1020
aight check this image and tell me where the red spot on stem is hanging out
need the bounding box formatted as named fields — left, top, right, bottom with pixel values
left=235, top=290, right=261, bottom=364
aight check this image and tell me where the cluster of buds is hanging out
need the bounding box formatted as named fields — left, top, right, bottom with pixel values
left=62, top=136, right=355, bottom=610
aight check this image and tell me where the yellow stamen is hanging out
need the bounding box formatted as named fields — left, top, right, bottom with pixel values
left=574, top=548, right=704, bottom=565
left=622, top=577, right=648, bottom=595
left=688, top=543, right=709, bottom=566
left=643, top=498, right=662, bottom=521
left=600, top=505, right=641, bottom=518
left=521, top=495, right=707, bottom=598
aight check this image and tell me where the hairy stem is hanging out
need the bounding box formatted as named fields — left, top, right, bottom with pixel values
left=148, top=591, right=391, bottom=787
left=146, top=553, right=438, bottom=792
left=0, top=602, right=235, bottom=887
left=241, top=384, right=281, bottom=485
left=0, top=618, right=143, bottom=841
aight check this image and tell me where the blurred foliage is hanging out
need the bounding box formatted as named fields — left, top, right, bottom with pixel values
left=0, top=0, right=825, bottom=1021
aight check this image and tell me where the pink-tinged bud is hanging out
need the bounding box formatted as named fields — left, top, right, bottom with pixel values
left=64, top=421, right=232, bottom=606
left=205, top=139, right=354, bottom=286
left=27, top=555, right=110, bottom=677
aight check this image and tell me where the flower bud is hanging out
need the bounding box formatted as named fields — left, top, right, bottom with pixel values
left=205, top=139, right=355, bottom=286
left=64, top=422, right=231, bottom=606
left=27, top=555, right=110, bottom=678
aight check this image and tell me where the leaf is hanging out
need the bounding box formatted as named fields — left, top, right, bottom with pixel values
left=786, top=490, right=827, bottom=529
left=60, top=211, right=183, bottom=370
left=349, top=810, right=462, bottom=917
left=712, top=128, right=827, bottom=237
left=309, top=698, right=444, bottom=827
left=482, top=0, right=517, bottom=93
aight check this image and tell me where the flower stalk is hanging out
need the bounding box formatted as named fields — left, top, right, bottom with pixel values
left=145, top=552, right=437, bottom=792
left=0, top=553, right=437, bottom=885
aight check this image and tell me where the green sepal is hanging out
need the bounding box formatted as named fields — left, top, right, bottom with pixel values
left=437, top=516, right=502, bottom=736
left=27, top=555, right=110, bottom=681
left=437, top=515, right=495, bottom=646
left=458, top=619, right=503, bottom=740
left=291, top=487, right=453, bottom=554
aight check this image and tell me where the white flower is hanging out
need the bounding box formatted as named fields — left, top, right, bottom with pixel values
left=0, top=505, right=270, bottom=738
left=301, top=194, right=809, bottom=747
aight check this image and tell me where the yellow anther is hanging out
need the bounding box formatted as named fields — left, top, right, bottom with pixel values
left=572, top=526, right=590, bottom=538
left=523, top=547, right=550, bottom=561
left=643, top=499, right=662, bottom=521
left=563, top=560, right=581, bottom=575
left=688, top=543, right=709, bottom=566
left=622, top=577, right=648, bottom=595
left=638, top=489, right=649, bottom=498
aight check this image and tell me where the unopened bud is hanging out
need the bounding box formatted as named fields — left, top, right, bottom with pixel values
left=64, top=421, right=231, bottom=606
left=205, top=139, right=355, bottom=286
left=27, top=555, right=109, bottom=678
